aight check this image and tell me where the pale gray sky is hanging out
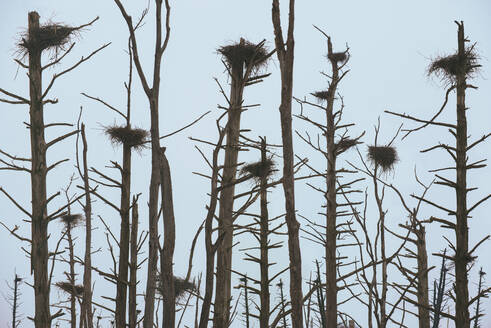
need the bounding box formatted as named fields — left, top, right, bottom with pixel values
left=1, top=1, right=490, bottom=327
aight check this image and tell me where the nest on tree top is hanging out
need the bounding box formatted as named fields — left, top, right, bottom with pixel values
left=55, top=281, right=84, bottom=297
left=428, top=46, right=480, bottom=82
left=218, top=38, right=269, bottom=71
left=328, top=51, right=347, bottom=63
left=19, top=23, right=78, bottom=55
left=105, top=125, right=149, bottom=150
left=240, top=158, right=275, bottom=182
left=60, top=214, right=84, bottom=228
left=367, top=146, right=398, bottom=172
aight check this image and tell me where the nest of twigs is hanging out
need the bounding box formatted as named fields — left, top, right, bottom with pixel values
left=367, top=146, right=398, bottom=172
left=60, top=214, right=84, bottom=228
left=240, top=158, right=275, bottom=182
left=19, top=23, right=78, bottom=55
left=312, top=90, right=331, bottom=102
left=328, top=51, right=347, bottom=63
left=105, top=125, right=148, bottom=150
left=157, top=276, right=196, bottom=300
left=428, top=46, right=480, bottom=82
left=218, top=38, right=269, bottom=70
left=55, top=281, right=84, bottom=296
left=335, top=138, right=358, bottom=153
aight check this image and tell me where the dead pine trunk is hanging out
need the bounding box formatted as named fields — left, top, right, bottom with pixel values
left=27, top=11, right=50, bottom=328
left=324, top=37, right=339, bottom=328
left=415, top=224, right=430, bottom=328
left=67, top=224, right=77, bottom=328
left=271, top=1, right=304, bottom=327
left=115, top=140, right=132, bottom=328
left=454, top=21, right=470, bottom=328
left=112, top=1, right=174, bottom=326
left=128, top=196, right=139, bottom=328
left=259, top=138, right=270, bottom=328
left=214, top=48, right=245, bottom=328
left=159, top=148, right=176, bottom=327
left=80, top=124, right=94, bottom=328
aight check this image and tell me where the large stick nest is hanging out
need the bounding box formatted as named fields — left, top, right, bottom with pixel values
left=19, top=23, right=78, bottom=55
left=105, top=125, right=149, bottom=150
left=157, top=276, right=196, bottom=300
left=55, top=281, right=84, bottom=297
left=312, top=90, right=331, bottom=102
left=328, top=51, right=347, bottom=63
left=428, top=45, right=480, bottom=83
left=240, top=158, right=275, bottom=182
left=218, top=38, right=269, bottom=70
left=60, top=214, right=84, bottom=228
left=367, top=146, right=398, bottom=172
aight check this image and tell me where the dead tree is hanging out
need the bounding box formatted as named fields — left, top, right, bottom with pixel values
left=5, top=274, right=23, bottom=328
left=338, top=122, right=416, bottom=327
left=213, top=38, right=272, bottom=328
left=0, top=12, right=106, bottom=328
left=271, top=1, right=304, bottom=326
left=386, top=21, right=491, bottom=328
left=193, top=90, right=265, bottom=327
left=294, top=30, right=363, bottom=328
left=113, top=1, right=175, bottom=326
left=232, top=137, right=289, bottom=328
left=78, top=123, right=95, bottom=328
left=82, top=31, right=147, bottom=328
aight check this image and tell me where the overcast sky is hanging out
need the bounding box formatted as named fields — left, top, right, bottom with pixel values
left=1, top=1, right=490, bottom=327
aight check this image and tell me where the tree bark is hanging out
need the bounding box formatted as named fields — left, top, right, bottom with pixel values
left=325, top=38, right=339, bottom=328
left=159, top=149, right=176, bottom=328
left=128, top=197, right=139, bottom=328
left=454, top=21, right=470, bottom=328
left=259, top=138, right=270, bottom=328
left=214, top=60, right=244, bottom=328
left=416, top=225, right=430, bottom=328
left=271, top=2, right=304, bottom=327
left=115, top=142, right=132, bottom=328
left=27, top=11, right=51, bottom=328
left=80, top=124, right=94, bottom=328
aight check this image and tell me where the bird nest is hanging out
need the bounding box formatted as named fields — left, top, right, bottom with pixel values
left=312, top=90, right=331, bottom=102
left=18, top=23, right=78, bottom=56
left=335, top=138, right=358, bottom=153
left=55, top=281, right=84, bottom=297
left=157, top=276, right=196, bottom=300
left=367, top=146, right=398, bottom=172
left=60, top=214, right=84, bottom=228
left=428, top=45, right=480, bottom=83
left=105, top=125, right=149, bottom=150
left=218, top=39, right=269, bottom=71
left=240, top=158, right=275, bottom=182
left=328, top=51, right=347, bottom=63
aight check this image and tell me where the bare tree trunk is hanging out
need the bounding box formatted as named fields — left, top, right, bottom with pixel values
left=159, top=149, right=176, bottom=327
left=454, top=21, right=470, bottom=328
left=259, top=138, right=270, bottom=328
left=271, top=2, right=304, bottom=327
left=112, top=2, right=172, bottom=327
left=214, top=60, right=244, bottom=328
left=67, top=226, right=77, bottom=328
left=324, top=38, right=339, bottom=328
left=416, top=225, right=430, bottom=328
left=80, top=124, right=94, bottom=328
left=115, top=142, right=132, bottom=328
left=128, top=197, right=139, bottom=328
left=27, top=11, right=51, bottom=328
